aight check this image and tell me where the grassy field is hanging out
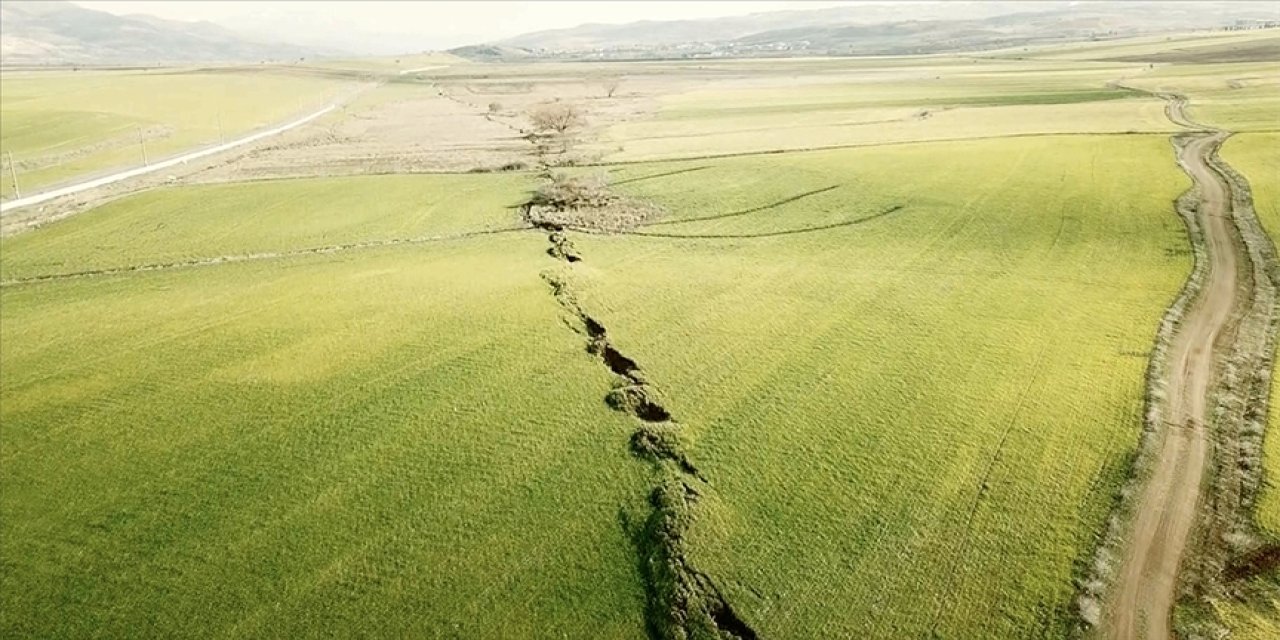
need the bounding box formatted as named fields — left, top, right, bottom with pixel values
left=594, top=59, right=1174, bottom=161
left=570, top=134, right=1189, bottom=637
left=1219, top=132, right=1280, bottom=640
left=1171, top=65, right=1279, bottom=638
left=0, top=131, right=1192, bottom=637
left=0, top=68, right=353, bottom=199
left=0, top=186, right=656, bottom=637
left=1222, top=133, right=1280, bottom=538
left=1022, top=29, right=1280, bottom=63
left=3, top=33, right=1279, bottom=639
left=0, top=173, right=534, bottom=281
left=1125, top=60, right=1280, bottom=131
left=305, top=52, right=462, bottom=73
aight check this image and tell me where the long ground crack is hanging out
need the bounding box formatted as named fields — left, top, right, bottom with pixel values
left=538, top=242, right=758, bottom=639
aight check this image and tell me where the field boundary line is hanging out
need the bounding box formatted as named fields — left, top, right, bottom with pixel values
left=585, top=204, right=904, bottom=239
left=583, top=130, right=1186, bottom=168
left=640, top=185, right=841, bottom=228
left=0, top=226, right=529, bottom=287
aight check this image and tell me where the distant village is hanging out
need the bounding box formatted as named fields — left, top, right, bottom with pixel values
left=516, top=21, right=1278, bottom=62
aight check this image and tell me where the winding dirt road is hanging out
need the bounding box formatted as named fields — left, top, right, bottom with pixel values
left=1105, top=97, right=1246, bottom=639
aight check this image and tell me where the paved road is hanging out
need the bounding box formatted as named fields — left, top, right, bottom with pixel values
left=0, top=85, right=375, bottom=215
left=398, top=65, right=445, bottom=75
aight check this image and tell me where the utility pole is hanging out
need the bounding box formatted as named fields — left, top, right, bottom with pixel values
left=138, top=127, right=149, bottom=166
left=216, top=113, right=224, bottom=144
left=6, top=150, right=19, bottom=198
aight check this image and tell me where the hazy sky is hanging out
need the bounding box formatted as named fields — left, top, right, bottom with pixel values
left=76, top=1, right=854, bottom=53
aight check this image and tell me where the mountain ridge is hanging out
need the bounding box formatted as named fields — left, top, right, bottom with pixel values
left=452, top=1, right=1280, bottom=60
left=0, top=0, right=328, bottom=66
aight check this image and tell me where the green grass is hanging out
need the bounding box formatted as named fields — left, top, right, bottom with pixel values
left=0, top=212, right=651, bottom=638
left=0, top=68, right=352, bottom=198
left=305, top=52, right=463, bottom=73
left=0, top=133, right=1190, bottom=638
left=0, top=172, right=536, bottom=281
left=659, top=88, right=1143, bottom=119
left=0, top=109, right=141, bottom=156
left=1223, top=133, right=1280, bottom=538
left=1125, top=61, right=1280, bottom=132
left=1, top=50, right=1274, bottom=639
left=565, top=134, right=1189, bottom=637
left=1024, top=29, right=1280, bottom=62
left=1209, top=577, right=1280, bottom=640
left=596, top=61, right=1175, bottom=161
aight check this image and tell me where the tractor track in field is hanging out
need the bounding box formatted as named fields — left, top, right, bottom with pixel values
left=0, top=226, right=529, bottom=287
left=532, top=213, right=759, bottom=640
left=1096, top=90, right=1279, bottom=640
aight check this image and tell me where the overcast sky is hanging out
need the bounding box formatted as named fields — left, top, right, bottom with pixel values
left=75, top=1, right=854, bottom=53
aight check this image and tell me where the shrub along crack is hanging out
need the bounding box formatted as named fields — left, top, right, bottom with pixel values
left=539, top=261, right=758, bottom=638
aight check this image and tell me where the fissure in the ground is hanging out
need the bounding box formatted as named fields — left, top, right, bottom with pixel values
left=537, top=235, right=758, bottom=639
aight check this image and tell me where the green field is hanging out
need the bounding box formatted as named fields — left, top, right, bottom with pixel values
left=1215, top=132, right=1280, bottom=639
left=305, top=52, right=462, bottom=73
left=1223, top=133, right=1280, bottom=538
left=1022, top=29, right=1280, bottom=62
left=0, top=173, right=533, bottom=281
left=0, top=68, right=353, bottom=199
left=595, top=59, right=1175, bottom=161
left=3, top=28, right=1280, bottom=640
left=1127, top=61, right=1280, bottom=131
left=0, top=196, right=653, bottom=638
left=1, top=131, right=1191, bottom=637
left=574, top=134, right=1189, bottom=637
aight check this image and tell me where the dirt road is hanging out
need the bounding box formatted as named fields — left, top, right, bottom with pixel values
left=1105, top=98, right=1246, bottom=639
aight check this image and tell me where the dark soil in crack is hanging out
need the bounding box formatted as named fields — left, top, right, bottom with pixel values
left=623, top=478, right=759, bottom=640
left=1223, top=544, right=1280, bottom=582
left=546, top=230, right=582, bottom=262
left=538, top=258, right=758, bottom=639
left=522, top=203, right=584, bottom=263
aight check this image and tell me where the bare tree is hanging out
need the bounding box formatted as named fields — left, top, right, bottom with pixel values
left=527, top=102, right=587, bottom=158
left=602, top=77, right=621, bottom=98
left=528, top=102, right=586, bottom=136
left=488, top=102, right=503, bottom=114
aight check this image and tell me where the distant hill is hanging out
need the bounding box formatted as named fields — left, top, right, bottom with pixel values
left=445, top=45, right=533, bottom=63
left=0, top=0, right=323, bottom=66
left=493, top=3, right=1033, bottom=51
left=452, top=1, right=1280, bottom=60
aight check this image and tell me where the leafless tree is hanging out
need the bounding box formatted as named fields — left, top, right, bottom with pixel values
left=527, top=102, right=587, bottom=157
left=528, top=102, right=586, bottom=136
left=602, top=77, right=621, bottom=98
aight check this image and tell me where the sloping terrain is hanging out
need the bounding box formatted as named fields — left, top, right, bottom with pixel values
left=0, top=176, right=650, bottom=638
left=0, top=0, right=318, bottom=65
left=0, top=67, right=357, bottom=200
left=461, top=1, right=1280, bottom=59
left=1, top=29, right=1278, bottom=640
